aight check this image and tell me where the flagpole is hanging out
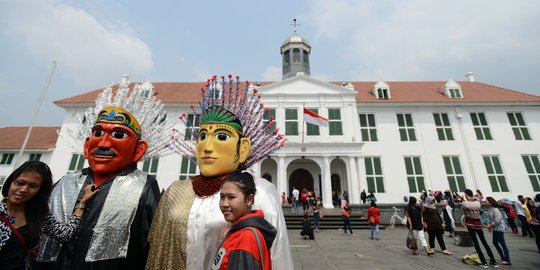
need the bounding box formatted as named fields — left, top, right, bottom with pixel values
left=14, top=61, right=57, bottom=169
left=301, top=102, right=305, bottom=144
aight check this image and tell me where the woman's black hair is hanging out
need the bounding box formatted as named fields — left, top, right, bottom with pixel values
left=408, top=196, right=417, bottom=206
left=2, top=160, right=53, bottom=240
left=225, top=171, right=256, bottom=203
left=371, top=201, right=377, bottom=207
left=464, top=189, right=474, bottom=197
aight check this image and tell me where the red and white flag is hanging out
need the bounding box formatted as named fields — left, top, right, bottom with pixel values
left=303, top=108, right=328, bottom=127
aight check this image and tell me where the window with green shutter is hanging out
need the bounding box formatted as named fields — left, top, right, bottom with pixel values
left=0, top=153, right=15, bottom=165
left=522, top=155, right=540, bottom=191
left=359, top=114, right=378, bottom=141
left=404, top=156, right=424, bottom=192
left=68, top=154, right=85, bottom=172
left=433, top=113, right=454, bottom=141
left=397, top=114, right=416, bottom=141
left=507, top=112, right=531, bottom=140
left=142, top=158, right=159, bottom=177
left=482, top=155, right=509, bottom=192
left=306, top=108, right=320, bottom=136
left=263, top=108, right=277, bottom=131
left=285, top=109, right=298, bottom=135
left=179, top=156, right=197, bottom=180
left=29, top=153, right=42, bottom=161
left=470, top=112, right=493, bottom=140
left=443, top=156, right=466, bottom=192
left=364, top=156, right=385, bottom=193
left=184, top=114, right=200, bottom=141
left=328, top=108, right=343, bottom=135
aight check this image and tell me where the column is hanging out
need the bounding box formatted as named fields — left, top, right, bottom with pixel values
left=322, top=155, right=333, bottom=208
left=348, top=155, right=360, bottom=204
left=252, top=162, right=261, bottom=178
left=277, top=155, right=287, bottom=196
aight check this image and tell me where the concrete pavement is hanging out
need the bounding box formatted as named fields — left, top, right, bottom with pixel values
left=289, top=227, right=539, bottom=270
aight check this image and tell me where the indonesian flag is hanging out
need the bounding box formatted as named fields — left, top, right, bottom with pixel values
left=303, top=108, right=328, bottom=127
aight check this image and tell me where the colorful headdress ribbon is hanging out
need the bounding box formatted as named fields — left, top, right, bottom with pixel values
left=96, top=106, right=141, bottom=137
left=172, top=74, right=286, bottom=168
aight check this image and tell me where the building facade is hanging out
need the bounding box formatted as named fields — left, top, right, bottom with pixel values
left=3, top=31, right=540, bottom=207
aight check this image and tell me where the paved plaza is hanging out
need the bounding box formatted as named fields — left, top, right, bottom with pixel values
left=289, top=227, right=539, bottom=270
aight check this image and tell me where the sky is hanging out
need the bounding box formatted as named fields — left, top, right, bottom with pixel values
left=1, top=0, right=539, bottom=127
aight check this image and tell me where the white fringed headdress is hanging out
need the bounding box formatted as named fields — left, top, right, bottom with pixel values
left=171, top=74, right=286, bottom=169
left=62, top=76, right=174, bottom=159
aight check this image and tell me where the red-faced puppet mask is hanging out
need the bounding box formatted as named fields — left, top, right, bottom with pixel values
left=83, top=106, right=148, bottom=180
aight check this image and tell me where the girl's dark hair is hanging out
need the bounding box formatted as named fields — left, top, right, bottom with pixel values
left=408, top=196, right=417, bottom=206
left=486, top=197, right=499, bottom=208
left=225, top=171, right=256, bottom=202
left=2, top=161, right=53, bottom=240
left=371, top=201, right=377, bottom=207
left=464, top=189, right=473, bottom=197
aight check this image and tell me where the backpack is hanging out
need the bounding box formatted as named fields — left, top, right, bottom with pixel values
left=503, top=204, right=516, bottom=219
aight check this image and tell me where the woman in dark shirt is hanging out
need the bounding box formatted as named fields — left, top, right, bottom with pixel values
left=405, top=196, right=431, bottom=255
left=0, top=161, right=53, bottom=270
left=422, top=196, right=452, bottom=255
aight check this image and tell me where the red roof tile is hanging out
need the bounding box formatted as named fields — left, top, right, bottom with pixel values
left=54, top=80, right=540, bottom=105
left=0, top=127, right=60, bottom=150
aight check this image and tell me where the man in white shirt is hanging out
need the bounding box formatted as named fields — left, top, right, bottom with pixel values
left=292, top=187, right=300, bottom=215
left=516, top=195, right=534, bottom=237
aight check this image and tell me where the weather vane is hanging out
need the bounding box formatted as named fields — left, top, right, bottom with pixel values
left=291, top=18, right=300, bottom=34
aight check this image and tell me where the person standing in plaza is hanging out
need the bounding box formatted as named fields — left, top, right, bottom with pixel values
left=530, top=194, right=540, bottom=253
left=461, top=189, right=498, bottom=268
left=441, top=199, right=455, bottom=238
left=292, top=187, right=300, bottom=215
left=300, top=188, right=308, bottom=212
left=422, top=196, right=452, bottom=255
left=486, top=197, right=511, bottom=265
left=500, top=199, right=518, bottom=234
left=367, top=201, right=380, bottom=240
left=516, top=195, right=534, bottom=237
left=405, top=196, right=431, bottom=255
left=360, top=189, right=367, bottom=204
left=342, top=200, right=353, bottom=236
left=312, top=202, right=321, bottom=233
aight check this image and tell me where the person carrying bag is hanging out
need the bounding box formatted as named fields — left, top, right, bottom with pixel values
left=407, top=230, right=418, bottom=250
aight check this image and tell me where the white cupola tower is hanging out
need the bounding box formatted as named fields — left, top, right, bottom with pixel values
left=281, top=19, right=311, bottom=79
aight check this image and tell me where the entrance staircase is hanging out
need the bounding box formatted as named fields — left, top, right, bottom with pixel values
left=283, top=206, right=385, bottom=230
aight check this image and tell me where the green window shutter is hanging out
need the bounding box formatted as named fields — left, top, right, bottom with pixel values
left=376, top=177, right=385, bottom=192
left=407, top=177, right=416, bottom=192
left=365, top=158, right=373, bottom=175
left=408, top=129, right=416, bottom=141
left=523, top=156, right=533, bottom=173
left=499, top=176, right=509, bottom=192
left=484, top=128, right=492, bottom=140
left=180, top=156, right=188, bottom=174
left=434, top=114, right=441, bottom=126
left=77, top=155, right=85, bottom=170
left=143, top=160, right=150, bottom=172
left=489, top=176, right=499, bottom=192
left=437, top=129, right=445, bottom=140
left=443, top=157, right=453, bottom=174
left=329, top=122, right=343, bottom=135
left=471, top=113, right=479, bottom=125
left=7, top=154, right=14, bottom=164
left=151, top=158, right=159, bottom=173
left=405, top=158, right=413, bottom=174
left=397, top=114, right=404, bottom=126
left=374, top=158, right=382, bottom=174
left=370, top=129, right=378, bottom=141
left=69, top=154, right=78, bottom=171
left=457, top=176, right=466, bottom=191
left=367, top=177, right=375, bottom=193
left=413, top=157, right=422, bottom=174
left=522, top=128, right=531, bottom=140
left=448, top=176, right=457, bottom=192
left=484, top=156, right=494, bottom=174
left=530, top=176, right=540, bottom=191
left=285, top=122, right=298, bottom=135
left=417, top=177, right=425, bottom=191
left=453, top=156, right=463, bottom=174
left=399, top=129, right=407, bottom=141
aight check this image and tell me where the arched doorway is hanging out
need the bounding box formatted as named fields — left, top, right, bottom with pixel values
left=289, top=168, right=314, bottom=196
left=331, top=173, right=341, bottom=194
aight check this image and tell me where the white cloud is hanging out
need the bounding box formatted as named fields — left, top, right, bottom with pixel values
left=261, top=66, right=281, bottom=81
left=305, top=0, right=540, bottom=85
left=3, top=0, right=153, bottom=89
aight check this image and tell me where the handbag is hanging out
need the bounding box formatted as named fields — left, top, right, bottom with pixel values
left=319, top=210, right=324, bottom=219
left=406, top=230, right=418, bottom=250
left=368, top=216, right=375, bottom=224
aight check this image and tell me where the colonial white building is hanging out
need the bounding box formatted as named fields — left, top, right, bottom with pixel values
left=3, top=31, right=540, bottom=207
